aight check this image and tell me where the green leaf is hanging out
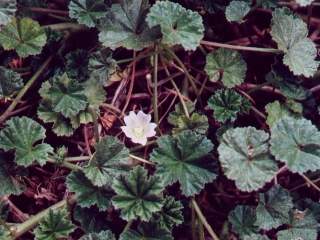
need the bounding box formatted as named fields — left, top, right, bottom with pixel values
left=218, top=127, right=278, bottom=192
left=270, top=116, right=320, bottom=174
left=82, top=78, right=106, bottom=109
left=277, top=209, right=318, bottom=240
left=0, top=154, right=24, bottom=195
left=111, top=166, right=163, bottom=221
left=69, top=0, right=109, bottom=27
left=80, top=230, right=116, bottom=240
left=0, top=117, right=53, bottom=167
left=0, top=226, right=11, bottom=240
left=150, top=130, right=216, bottom=196
left=255, top=185, right=293, bottom=230
left=243, top=234, right=270, bottom=240
left=0, top=66, right=23, bottom=98
left=88, top=49, right=117, bottom=86
left=38, top=101, right=75, bottom=137
left=256, top=0, right=277, bottom=9
left=41, top=73, right=88, bottom=118
left=0, top=17, right=47, bottom=57
left=208, top=89, right=251, bottom=123
left=73, top=205, right=111, bottom=233
left=225, top=1, right=251, bottom=22
left=296, top=0, right=314, bottom=6
left=152, top=196, right=184, bottom=232
left=83, top=136, right=130, bottom=187
left=0, top=0, right=16, bottom=26
left=147, top=1, right=204, bottom=51
left=228, top=205, right=258, bottom=238
left=120, top=222, right=173, bottom=240
left=98, top=0, right=160, bottom=50
left=205, top=48, right=247, bottom=88
left=65, top=49, right=89, bottom=83
left=265, top=101, right=295, bottom=128
left=66, top=171, right=113, bottom=211
left=33, top=208, right=75, bottom=240
left=168, top=103, right=208, bottom=135
left=271, top=8, right=319, bottom=77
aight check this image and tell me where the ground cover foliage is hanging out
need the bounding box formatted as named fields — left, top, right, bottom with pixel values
left=0, top=0, right=320, bottom=239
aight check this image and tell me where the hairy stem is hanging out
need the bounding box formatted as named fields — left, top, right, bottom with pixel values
left=88, top=107, right=100, bottom=143
left=201, top=40, right=283, bottom=53
left=191, top=198, right=220, bottom=240
left=0, top=56, right=53, bottom=124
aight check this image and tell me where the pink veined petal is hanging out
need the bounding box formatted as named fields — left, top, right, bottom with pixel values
left=145, top=123, right=157, bottom=137
left=121, top=126, right=135, bottom=139
left=137, top=110, right=151, bottom=124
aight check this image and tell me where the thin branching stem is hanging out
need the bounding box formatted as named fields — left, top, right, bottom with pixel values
left=153, top=45, right=160, bottom=130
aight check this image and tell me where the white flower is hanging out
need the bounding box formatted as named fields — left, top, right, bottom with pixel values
left=121, top=111, right=157, bottom=145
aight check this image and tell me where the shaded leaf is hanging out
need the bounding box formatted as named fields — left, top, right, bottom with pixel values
left=277, top=209, right=318, bottom=240
left=98, top=0, right=160, bottom=50
left=147, top=1, right=204, bottom=50
left=218, top=127, right=278, bottom=192
left=150, top=130, right=216, bottom=196
left=33, top=208, right=75, bottom=240
left=225, top=1, right=251, bottom=22
left=255, top=185, right=293, bottom=230
left=228, top=205, right=258, bottom=238
left=73, top=205, right=111, bottom=233
left=0, top=17, right=47, bottom=57
left=65, top=49, right=89, bottom=82
left=270, top=116, right=320, bottom=174
left=0, top=66, right=23, bottom=98
left=112, top=166, right=163, bottom=221
left=205, top=48, right=247, bottom=88
left=271, top=8, right=319, bottom=77
left=120, top=222, right=173, bottom=240
left=208, top=89, right=251, bottom=123
left=80, top=230, right=116, bottom=240
left=82, top=77, right=106, bottom=109
left=66, top=171, right=113, bottom=211
left=69, top=0, right=109, bottom=27
left=88, top=49, right=117, bottom=86
left=296, top=0, right=314, bottom=6
left=83, top=136, right=130, bottom=187
left=0, top=0, right=16, bottom=26
left=0, top=117, right=53, bottom=167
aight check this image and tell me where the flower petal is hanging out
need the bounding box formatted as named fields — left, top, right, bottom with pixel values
left=145, top=123, right=157, bottom=137
left=121, top=126, right=134, bottom=139
left=137, top=110, right=151, bottom=124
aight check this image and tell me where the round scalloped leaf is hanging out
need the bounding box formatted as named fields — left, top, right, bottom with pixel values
left=112, top=166, right=163, bottom=221
left=150, top=130, right=217, bottom=197
left=98, top=0, right=161, bottom=50
left=0, top=117, right=53, bottom=167
left=0, top=17, right=47, bottom=58
left=66, top=171, right=113, bottom=211
left=208, top=89, right=251, bottom=123
left=0, top=66, right=23, bottom=98
left=65, top=49, right=89, bottom=83
left=80, top=230, right=116, bottom=240
left=83, top=136, right=130, bottom=187
left=270, top=116, right=320, bottom=174
left=255, top=185, right=293, bottom=230
left=0, top=0, right=16, bottom=26
left=33, top=208, right=75, bottom=240
left=296, top=0, right=314, bottom=6
left=218, top=127, right=278, bottom=192
left=146, top=1, right=204, bottom=51
left=265, top=101, right=295, bottom=128
left=271, top=8, right=319, bottom=77
left=69, top=0, right=109, bottom=27
left=228, top=205, right=258, bottom=238
left=205, top=48, right=247, bottom=88
left=225, top=1, right=250, bottom=22
left=243, top=234, right=270, bottom=240
left=120, top=222, right=173, bottom=240
left=277, top=209, right=318, bottom=240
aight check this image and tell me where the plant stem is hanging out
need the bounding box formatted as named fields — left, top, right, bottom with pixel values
left=13, top=197, right=76, bottom=239
left=64, top=156, right=91, bottom=162
left=191, top=202, right=197, bottom=240
left=123, top=220, right=133, bottom=233
left=0, top=56, right=53, bottom=124
left=88, top=107, right=100, bottom=143
left=201, top=40, right=283, bottom=53
left=165, top=48, right=199, bottom=95
left=24, top=7, right=69, bottom=15
left=191, top=198, right=220, bottom=240
left=153, top=45, right=160, bottom=130
left=301, top=174, right=320, bottom=192
left=47, top=159, right=82, bottom=171
left=42, top=23, right=85, bottom=31
left=129, top=154, right=155, bottom=165
left=199, top=220, right=205, bottom=240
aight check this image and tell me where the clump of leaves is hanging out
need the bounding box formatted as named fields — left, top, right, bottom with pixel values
left=0, top=66, right=23, bottom=98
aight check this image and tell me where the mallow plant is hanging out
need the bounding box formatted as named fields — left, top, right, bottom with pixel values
left=0, top=0, right=320, bottom=239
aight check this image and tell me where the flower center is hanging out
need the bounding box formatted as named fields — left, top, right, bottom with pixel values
left=132, top=127, right=145, bottom=139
